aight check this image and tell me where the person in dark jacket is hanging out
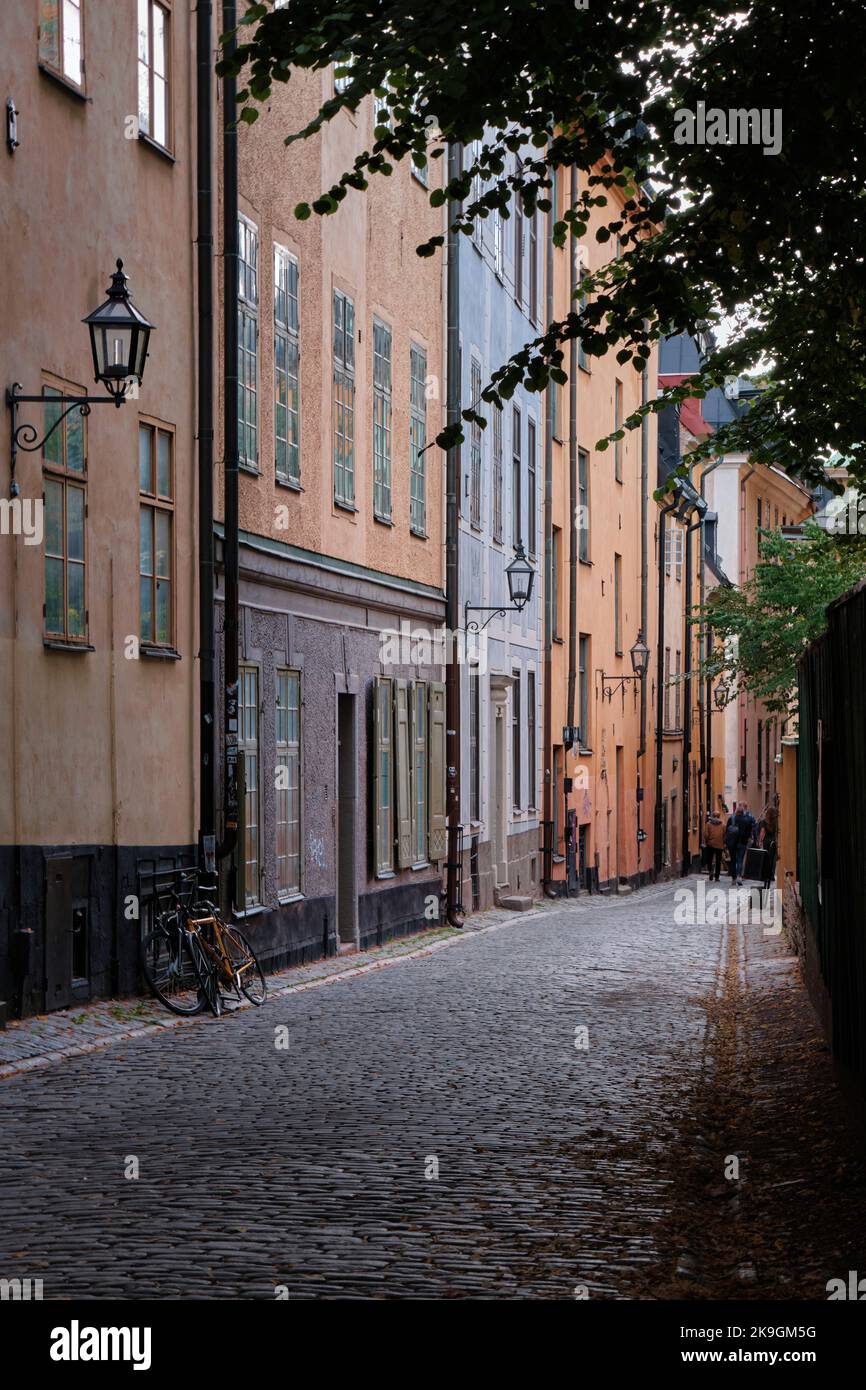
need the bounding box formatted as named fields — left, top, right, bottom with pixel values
left=726, top=803, right=757, bottom=884
left=756, top=802, right=778, bottom=894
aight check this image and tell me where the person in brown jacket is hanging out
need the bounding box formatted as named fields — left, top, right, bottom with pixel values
left=704, top=811, right=726, bottom=881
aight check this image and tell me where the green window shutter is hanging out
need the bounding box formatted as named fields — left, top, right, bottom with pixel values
left=428, top=681, right=446, bottom=861
left=395, top=679, right=412, bottom=868
left=234, top=749, right=247, bottom=912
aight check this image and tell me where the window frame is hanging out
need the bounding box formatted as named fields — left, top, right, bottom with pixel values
left=578, top=448, right=590, bottom=562
left=511, top=405, right=522, bottom=549
left=491, top=404, right=503, bottom=543
left=238, top=213, right=259, bottom=472
left=274, top=244, right=300, bottom=488
left=42, top=380, right=88, bottom=646
left=374, top=676, right=395, bottom=876
left=469, top=356, right=483, bottom=529
left=578, top=633, right=590, bottom=748
left=138, top=419, right=175, bottom=649
left=512, top=669, right=521, bottom=811
left=238, top=663, right=261, bottom=908
left=409, top=343, right=427, bottom=536
left=410, top=680, right=429, bottom=866
left=275, top=667, right=302, bottom=899
left=372, top=317, right=393, bottom=522
left=469, top=667, right=481, bottom=823
left=614, top=552, right=622, bottom=655
left=38, top=0, right=85, bottom=90
left=527, top=417, right=537, bottom=559
left=333, top=287, right=356, bottom=509
left=137, top=0, right=172, bottom=152
left=527, top=668, right=537, bottom=810
left=614, top=379, right=624, bottom=482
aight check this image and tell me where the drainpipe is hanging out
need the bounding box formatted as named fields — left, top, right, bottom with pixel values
left=444, top=141, right=464, bottom=927
left=699, top=457, right=724, bottom=812
left=196, top=0, right=216, bottom=865
left=654, top=490, right=681, bottom=874
left=637, top=354, right=649, bottom=877
left=542, top=166, right=557, bottom=896
left=563, top=167, right=579, bottom=894
left=681, top=511, right=704, bottom=876
left=218, top=0, right=239, bottom=895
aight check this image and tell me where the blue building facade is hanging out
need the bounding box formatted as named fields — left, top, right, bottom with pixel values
left=458, top=145, right=545, bottom=910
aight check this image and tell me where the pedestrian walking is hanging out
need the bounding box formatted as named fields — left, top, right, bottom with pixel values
left=703, top=810, right=726, bottom=881
left=727, top=802, right=757, bottom=884
left=756, top=801, right=778, bottom=896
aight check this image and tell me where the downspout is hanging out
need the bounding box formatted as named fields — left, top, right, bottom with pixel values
left=565, top=168, right=578, bottom=754
left=637, top=355, right=649, bottom=877
left=654, top=492, right=680, bottom=874
left=699, top=457, right=724, bottom=812
left=564, top=168, right=578, bottom=894
left=196, top=0, right=216, bottom=865
left=218, top=0, right=239, bottom=896
left=444, top=141, right=464, bottom=927
left=542, top=167, right=556, bottom=896
left=681, top=513, right=703, bottom=875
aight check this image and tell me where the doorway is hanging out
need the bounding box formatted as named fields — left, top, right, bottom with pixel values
left=336, top=693, right=357, bottom=946
left=615, top=745, right=624, bottom=883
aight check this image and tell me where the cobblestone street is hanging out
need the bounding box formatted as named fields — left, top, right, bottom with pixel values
left=1, top=880, right=864, bottom=1300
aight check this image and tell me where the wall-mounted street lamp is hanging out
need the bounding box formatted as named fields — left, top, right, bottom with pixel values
left=465, top=542, right=535, bottom=635
left=713, top=681, right=730, bottom=710
left=601, top=630, right=650, bottom=702
left=6, top=259, right=154, bottom=494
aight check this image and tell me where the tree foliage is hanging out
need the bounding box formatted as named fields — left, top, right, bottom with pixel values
left=219, top=1, right=866, bottom=484
left=695, top=525, right=866, bottom=714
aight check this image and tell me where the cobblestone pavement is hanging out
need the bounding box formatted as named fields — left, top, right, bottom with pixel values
left=0, top=881, right=729, bottom=1298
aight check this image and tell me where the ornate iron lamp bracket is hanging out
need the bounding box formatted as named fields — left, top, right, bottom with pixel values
left=6, top=382, right=126, bottom=495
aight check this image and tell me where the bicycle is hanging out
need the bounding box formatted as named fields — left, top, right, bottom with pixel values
left=140, top=872, right=267, bottom=1017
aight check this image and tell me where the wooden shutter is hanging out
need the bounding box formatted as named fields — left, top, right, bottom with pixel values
left=234, top=749, right=247, bottom=912
left=428, top=681, right=446, bottom=861
left=394, top=679, right=412, bottom=868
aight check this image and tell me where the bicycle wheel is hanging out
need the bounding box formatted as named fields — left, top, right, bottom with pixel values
left=188, top=928, right=223, bottom=1017
left=223, top=926, right=267, bottom=1005
left=140, top=921, right=208, bottom=1016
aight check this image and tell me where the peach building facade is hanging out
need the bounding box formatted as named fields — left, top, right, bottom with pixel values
left=0, top=0, right=198, bottom=1015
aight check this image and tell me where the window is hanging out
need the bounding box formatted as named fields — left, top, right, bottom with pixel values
left=664, top=647, right=671, bottom=729
left=333, top=289, right=356, bottom=506
left=43, top=385, right=87, bottom=643
left=39, top=0, right=84, bottom=87
left=469, top=358, right=482, bottom=528
left=238, top=215, right=258, bottom=470
left=512, top=670, right=521, bottom=809
left=493, top=209, right=504, bottom=278
left=614, top=379, right=624, bottom=482
left=514, top=203, right=524, bottom=307
left=492, top=405, right=503, bottom=542
left=578, top=269, right=589, bottom=370
left=334, top=53, right=354, bottom=94
left=550, top=378, right=562, bottom=441
left=527, top=670, right=537, bottom=808
left=512, top=406, right=522, bottom=547
left=138, top=423, right=174, bottom=646
left=412, top=682, right=428, bottom=864
left=274, top=246, right=300, bottom=486
left=528, top=213, right=539, bottom=322
left=674, top=649, right=682, bottom=729
left=579, top=634, right=590, bottom=747
left=410, top=344, right=427, bottom=535
left=276, top=670, right=301, bottom=897
left=552, top=526, right=562, bottom=639
left=137, top=0, right=170, bottom=148
left=527, top=418, right=537, bottom=558
left=469, top=668, right=480, bottom=822
left=239, top=666, right=260, bottom=907
left=757, top=717, right=763, bottom=785
left=374, top=677, right=394, bottom=875
left=469, top=139, right=483, bottom=246
left=614, top=553, right=622, bottom=654
left=372, top=319, right=392, bottom=520
left=578, top=448, right=589, bottom=561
